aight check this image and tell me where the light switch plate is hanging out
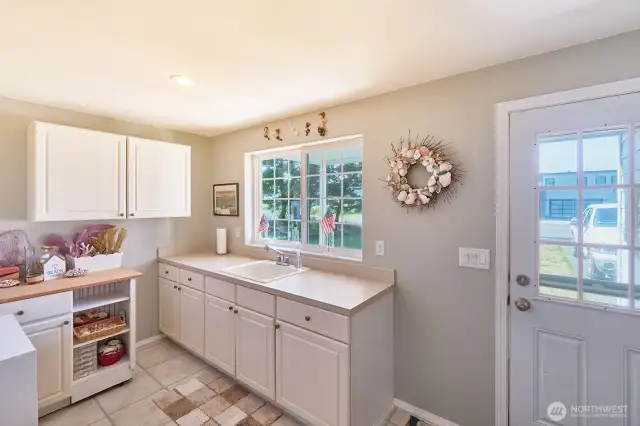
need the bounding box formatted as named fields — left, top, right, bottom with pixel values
left=459, top=248, right=490, bottom=270
left=235, top=228, right=241, bottom=238
left=375, top=241, right=385, bottom=256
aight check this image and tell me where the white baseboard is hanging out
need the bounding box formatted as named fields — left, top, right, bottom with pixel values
left=377, top=404, right=396, bottom=426
left=136, top=334, right=165, bottom=348
left=393, top=399, right=460, bottom=426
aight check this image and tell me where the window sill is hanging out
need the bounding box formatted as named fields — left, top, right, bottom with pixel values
left=243, top=243, right=363, bottom=263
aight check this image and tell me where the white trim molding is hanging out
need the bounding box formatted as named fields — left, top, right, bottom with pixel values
left=136, top=334, right=166, bottom=348
left=393, top=399, right=460, bottom=426
left=494, top=76, right=640, bottom=426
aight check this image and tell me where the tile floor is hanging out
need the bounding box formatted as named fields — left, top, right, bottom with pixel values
left=38, top=339, right=304, bottom=426
left=39, top=337, right=420, bottom=426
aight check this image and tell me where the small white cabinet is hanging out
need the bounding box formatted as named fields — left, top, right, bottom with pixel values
left=204, top=295, right=236, bottom=376
left=276, top=322, right=349, bottom=426
left=179, top=286, right=204, bottom=356
left=127, top=137, right=191, bottom=219
left=27, top=122, right=127, bottom=221
left=236, top=306, right=275, bottom=399
left=27, top=122, right=191, bottom=221
left=159, top=278, right=179, bottom=340
left=23, top=315, right=72, bottom=409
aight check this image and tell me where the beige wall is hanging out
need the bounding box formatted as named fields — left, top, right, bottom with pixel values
left=0, top=97, right=212, bottom=340
left=209, top=30, right=640, bottom=426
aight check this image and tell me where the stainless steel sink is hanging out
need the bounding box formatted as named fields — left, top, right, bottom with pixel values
left=221, top=260, right=308, bottom=283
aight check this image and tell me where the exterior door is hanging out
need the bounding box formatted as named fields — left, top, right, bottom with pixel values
left=276, top=321, right=349, bottom=426
left=159, top=278, right=179, bottom=340
left=204, top=295, right=236, bottom=375
left=127, top=137, right=191, bottom=218
left=23, top=315, right=72, bottom=409
left=179, top=286, right=204, bottom=356
left=235, top=306, right=275, bottom=399
left=510, top=92, right=640, bottom=425
left=29, top=122, right=127, bottom=221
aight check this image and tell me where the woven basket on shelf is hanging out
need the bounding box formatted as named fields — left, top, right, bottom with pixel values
left=73, top=343, right=97, bottom=380
left=73, top=317, right=126, bottom=343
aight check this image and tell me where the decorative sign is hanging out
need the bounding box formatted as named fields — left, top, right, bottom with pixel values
left=213, top=183, right=240, bottom=216
left=383, top=133, right=462, bottom=212
left=43, top=255, right=66, bottom=281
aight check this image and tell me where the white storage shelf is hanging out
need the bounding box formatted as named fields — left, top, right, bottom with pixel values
left=73, top=291, right=130, bottom=313
left=73, top=355, right=130, bottom=384
left=73, top=327, right=130, bottom=349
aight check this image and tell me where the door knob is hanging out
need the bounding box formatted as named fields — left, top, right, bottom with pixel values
left=515, top=297, right=532, bottom=312
left=516, top=274, right=530, bottom=286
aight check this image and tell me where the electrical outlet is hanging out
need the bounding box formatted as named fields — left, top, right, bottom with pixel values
left=375, top=240, right=385, bottom=256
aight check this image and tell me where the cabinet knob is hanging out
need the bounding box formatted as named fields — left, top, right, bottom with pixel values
left=174, top=285, right=177, bottom=289
left=130, top=213, right=135, bottom=217
left=178, top=287, right=181, bottom=291
left=165, top=270, right=169, bottom=274
left=234, top=309, right=238, bottom=314
left=119, top=213, right=125, bottom=217
left=16, top=310, right=24, bottom=316
left=63, top=320, right=69, bottom=325
left=275, top=324, right=280, bottom=329
left=188, top=277, right=192, bottom=281
left=228, top=306, right=233, bottom=311
left=305, top=315, right=311, bottom=322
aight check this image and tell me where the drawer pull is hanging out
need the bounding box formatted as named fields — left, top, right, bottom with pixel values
left=64, top=320, right=69, bottom=325
left=178, top=287, right=182, bottom=291
left=234, top=309, right=238, bottom=314
left=173, top=285, right=177, bottom=289
left=305, top=315, right=311, bottom=321
left=165, top=270, right=169, bottom=274
left=16, top=310, right=24, bottom=316
left=228, top=306, right=233, bottom=311
left=187, top=277, right=192, bottom=281
left=275, top=324, right=280, bottom=329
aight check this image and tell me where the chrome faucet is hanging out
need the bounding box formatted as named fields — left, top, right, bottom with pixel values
left=264, top=244, right=303, bottom=269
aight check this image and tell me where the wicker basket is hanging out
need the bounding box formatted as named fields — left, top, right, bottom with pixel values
left=73, top=343, right=97, bottom=380
left=73, top=317, right=126, bottom=343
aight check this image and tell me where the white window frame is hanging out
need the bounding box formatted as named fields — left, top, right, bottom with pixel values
left=245, top=135, right=363, bottom=260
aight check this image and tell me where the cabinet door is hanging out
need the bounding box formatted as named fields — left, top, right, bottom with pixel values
left=235, top=306, right=275, bottom=399
left=23, top=315, right=72, bottom=409
left=159, top=278, right=179, bottom=340
left=28, top=122, right=126, bottom=221
left=179, top=286, right=204, bottom=356
left=204, top=295, right=235, bottom=375
left=276, top=322, right=350, bottom=426
left=127, top=137, right=191, bottom=218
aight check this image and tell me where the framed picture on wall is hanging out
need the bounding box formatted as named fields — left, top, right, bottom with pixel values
left=213, top=183, right=239, bottom=216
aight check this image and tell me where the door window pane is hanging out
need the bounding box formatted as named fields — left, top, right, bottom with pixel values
left=583, top=188, right=628, bottom=246
left=326, top=174, right=341, bottom=197
left=325, top=150, right=342, bottom=174
left=274, top=179, right=287, bottom=198
left=343, top=147, right=363, bottom=172
left=307, top=152, right=322, bottom=175
left=343, top=224, right=362, bottom=250
left=275, top=158, right=289, bottom=178
left=539, top=244, right=578, bottom=300
left=262, top=159, right=275, bottom=179
left=584, top=129, right=628, bottom=185
left=308, top=221, right=320, bottom=245
left=539, top=190, right=579, bottom=242
left=343, top=173, right=362, bottom=197
left=582, top=247, right=629, bottom=307
left=307, top=176, right=320, bottom=198
left=538, top=134, right=578, bottom=187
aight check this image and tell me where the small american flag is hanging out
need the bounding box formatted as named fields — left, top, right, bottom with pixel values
left=257, top=215, right=269, bottom=234
left=320, top=208, right=336, bottom=234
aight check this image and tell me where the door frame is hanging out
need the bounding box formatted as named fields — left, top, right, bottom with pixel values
left=494, top=76, right=640, bottom=426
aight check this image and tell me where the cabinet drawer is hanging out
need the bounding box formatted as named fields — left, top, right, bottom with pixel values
left=0, top=292, right=72, bottom=325
left=205, top=277, right=235, bottom=303
left=237, top=286, right=275, bottom=317
left=159, top=263, right=179, bottom=282
left=179, top=269, right=204, bottom=291
left=277, top=297, right=349, bottom=343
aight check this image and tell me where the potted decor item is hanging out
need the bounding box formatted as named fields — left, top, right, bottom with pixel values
left=71, top=226, right=127, bottom=272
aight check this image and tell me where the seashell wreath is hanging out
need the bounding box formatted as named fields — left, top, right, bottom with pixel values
left=382, top=133, right=462, bottom=212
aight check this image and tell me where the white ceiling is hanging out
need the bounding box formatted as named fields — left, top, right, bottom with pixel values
left=0, top=0, right=639, bottom=136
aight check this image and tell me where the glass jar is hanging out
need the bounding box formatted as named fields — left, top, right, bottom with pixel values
left=40, top=245, right=59, bottom=264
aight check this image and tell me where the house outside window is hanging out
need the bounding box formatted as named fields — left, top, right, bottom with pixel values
left=595, top=176, right=607, bottom=185
left=248, top=136, right=363, bottom=259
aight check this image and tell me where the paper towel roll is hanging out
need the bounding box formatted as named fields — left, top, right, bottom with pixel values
left=216, top=228, right=227, bottom=255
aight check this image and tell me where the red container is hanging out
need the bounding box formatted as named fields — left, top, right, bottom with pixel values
left=98, top=348, right=124, bottom=366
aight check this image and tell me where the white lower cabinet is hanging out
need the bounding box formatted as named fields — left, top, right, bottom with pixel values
left=235, top=306, right=275, bottom=399
left=276, top=322, right=350, bottom=426
left=204, top=295, right=236, bottom=375
left=179, top=286, right=204, bottom=356
left=23, top=314, right=72, bottom=409
left=159, top=278, right=179, bottom=340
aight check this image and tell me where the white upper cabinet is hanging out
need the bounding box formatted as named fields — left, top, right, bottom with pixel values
left=28, top=122, right=127, bottom=221
left=27, top=122, right=191, bottom=221
left=127, top=137, right=191, bottom=219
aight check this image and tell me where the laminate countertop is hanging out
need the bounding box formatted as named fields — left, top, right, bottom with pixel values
left=159, top=253, right=394, bottom=315
left=0, top=268, right=143, bottom=304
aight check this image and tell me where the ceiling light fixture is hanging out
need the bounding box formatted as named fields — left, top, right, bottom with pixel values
left=170, top=75, right=194, bottom=86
